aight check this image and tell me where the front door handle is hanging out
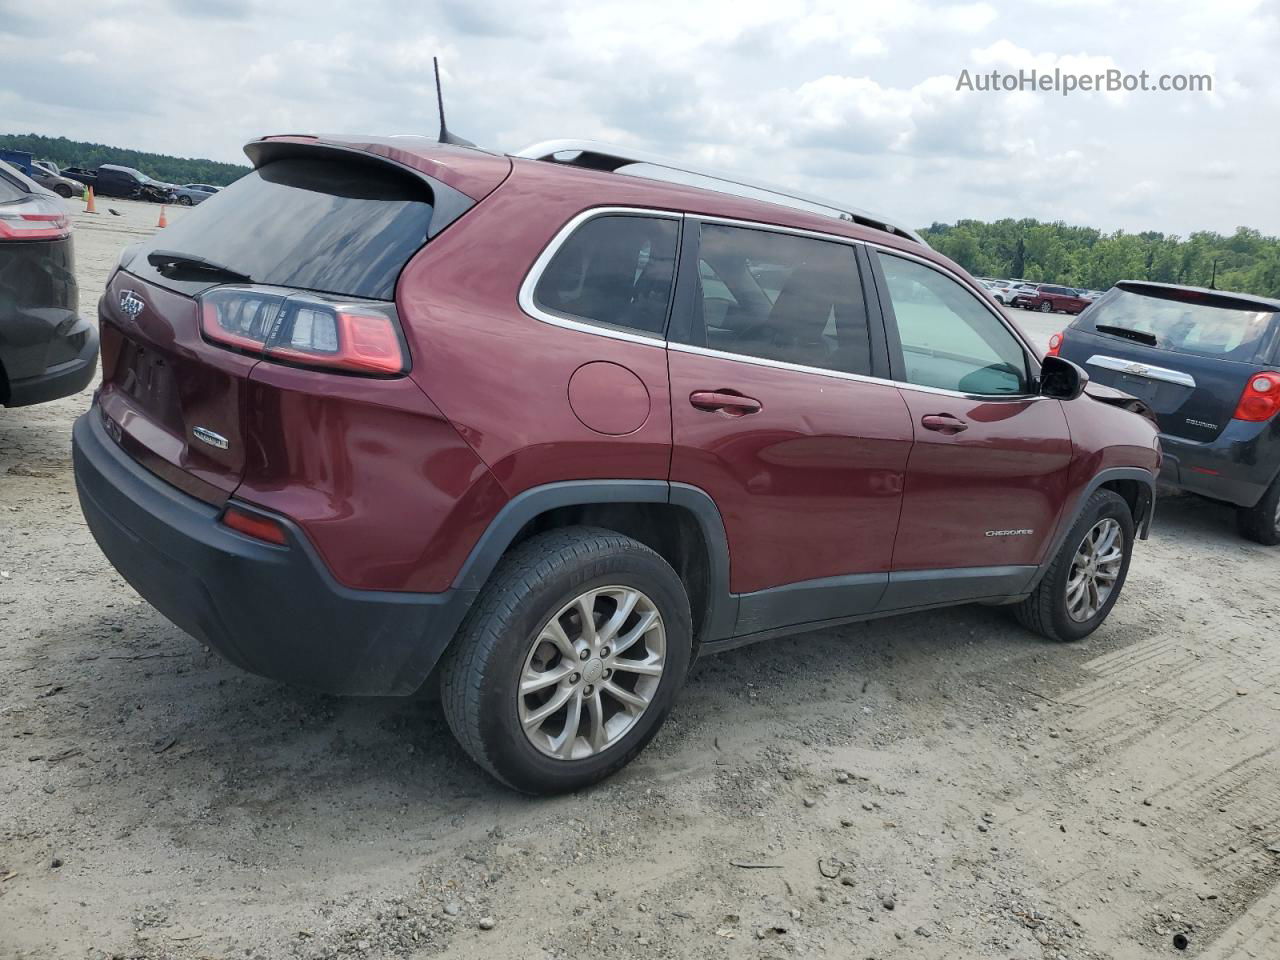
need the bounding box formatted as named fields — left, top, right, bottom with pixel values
left=690, top=390, right=762, bottom=416
left=921, top=413, right=968, bottom=434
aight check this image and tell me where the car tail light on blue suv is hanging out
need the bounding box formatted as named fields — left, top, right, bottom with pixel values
left=1232, top=372, right=1280, bottom=422
left=1046, top=331, right=1064, bottom=356
left=199, top=285, right=408, bottom=375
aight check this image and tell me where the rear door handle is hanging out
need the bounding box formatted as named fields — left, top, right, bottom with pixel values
left=921, top=413, right=968, bottom=434
left=690, top=390, right=762, bottom=416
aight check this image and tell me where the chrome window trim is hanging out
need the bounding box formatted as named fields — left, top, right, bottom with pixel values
left=1086, top=354, right=1197, bottom=388
left=519, top=206, right=1044, bottom=402
left=668, top=341, right=1044, bottom=403
left=517, top=206, right=683, bottom=348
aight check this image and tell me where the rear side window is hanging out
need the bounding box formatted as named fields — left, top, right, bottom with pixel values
left=878, top=253, right=1029, bottom=395
left=133, top=157, right=434, bottom=300
left=689, top=223, right=872, bottom=376
left=533, top=214, right=679, bottom=337
left=0, top=166, right=31, bottom=202
left=1079, top=288, right=1277, bottom=361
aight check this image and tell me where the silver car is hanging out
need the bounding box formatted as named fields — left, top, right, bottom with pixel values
left=173, top=183, right=220, bottom=206
left=29, top=160, right=85, bottom=200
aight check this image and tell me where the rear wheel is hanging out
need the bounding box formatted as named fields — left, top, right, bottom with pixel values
left=1039, top=300, right=1053, bottom=313
left=1014, top=489, right=1134, bottom=641
left=1237, top=474, right=1280, bottom=545
left=440, top=528, right=692, bottom=793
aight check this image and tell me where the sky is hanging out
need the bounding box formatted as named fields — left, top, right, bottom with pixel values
left=2, top=0, right=1277, bottom=236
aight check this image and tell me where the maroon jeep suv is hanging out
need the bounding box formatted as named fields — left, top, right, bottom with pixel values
left=72, top=135, right=1160, bottom=792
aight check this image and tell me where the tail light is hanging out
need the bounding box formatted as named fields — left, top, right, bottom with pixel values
left=199, top=286, right=407, bottom=375
left=1046, top=332, right=1064, bottom=357
left=1232, top=372, right=1280, bottom=422
left=0, top=198, right=71, bottom=240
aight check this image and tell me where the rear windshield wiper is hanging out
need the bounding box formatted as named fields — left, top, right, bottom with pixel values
left=1094, top=323, right=1157, bottom=347
left=147, top=249, right=253, bottom=283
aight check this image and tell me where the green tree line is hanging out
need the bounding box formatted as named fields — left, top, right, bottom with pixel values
left=1, top=133, right=249, bottom=186
left=920, top=219, right=1280, bottom=299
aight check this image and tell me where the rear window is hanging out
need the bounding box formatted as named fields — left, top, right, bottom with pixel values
left=1081, top=288, right=1277, bottom=361
left=133, top=157, right=433, bottom=300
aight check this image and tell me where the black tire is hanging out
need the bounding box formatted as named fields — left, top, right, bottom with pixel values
left=1237, top=474, right=1280, bottom=545
left=439, top=527, right=692, bottom=793
left=1014, top=489, right=1135, bottom=642
left=178, top=195, right=193, bottom=206
left=1039, top=300, right=1053, bottom=313
left=54, top=184, right=72, bottom=199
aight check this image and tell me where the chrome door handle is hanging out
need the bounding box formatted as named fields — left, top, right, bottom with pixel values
left=921, top=414, right=968, bottom=434
left=690, top=391, right=762, bottom=416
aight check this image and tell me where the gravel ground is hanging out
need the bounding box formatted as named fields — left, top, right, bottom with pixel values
left=3, top=198, right=1280, bottom=960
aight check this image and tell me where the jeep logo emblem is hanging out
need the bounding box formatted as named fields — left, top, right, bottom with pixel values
left=119, top=290, right=144, bottom=318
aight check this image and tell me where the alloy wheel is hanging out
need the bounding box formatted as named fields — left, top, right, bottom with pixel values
left=518, top=586, right=666, bottom=760
left=1065, top=518, right=1124, bottom=622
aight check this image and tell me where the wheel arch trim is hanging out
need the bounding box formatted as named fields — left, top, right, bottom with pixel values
left=451, top=480, right=737, bottom=643
left=1028, top=466, right=1156, bottom=591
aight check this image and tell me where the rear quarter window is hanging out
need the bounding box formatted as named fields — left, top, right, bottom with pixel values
left=532, top=214, right=679, bottom=337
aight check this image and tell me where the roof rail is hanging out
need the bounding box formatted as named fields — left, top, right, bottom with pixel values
left=512, top=139, right=927, bottom=247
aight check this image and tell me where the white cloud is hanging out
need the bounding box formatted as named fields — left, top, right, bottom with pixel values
left=0, top=0, right=1276, bottom=235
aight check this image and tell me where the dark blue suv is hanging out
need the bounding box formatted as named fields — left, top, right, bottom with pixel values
left=1051, top=281, right=1280, bottom=544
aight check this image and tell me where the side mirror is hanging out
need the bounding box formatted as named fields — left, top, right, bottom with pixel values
left=1039, top=355, right=1089, bottom=401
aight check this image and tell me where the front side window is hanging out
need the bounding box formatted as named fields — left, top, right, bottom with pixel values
left=878, top=253, right=1029, bottom=395
left=533, top=214, right=678, bottom=337
left=691, top=223, right=872, bottom=376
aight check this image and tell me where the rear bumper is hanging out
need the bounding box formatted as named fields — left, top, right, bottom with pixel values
left=72, top=410, right=475, bottom=695
left=1158, top=419, right=1280, bottom=507
left=4, top=319, right=98, bottom=406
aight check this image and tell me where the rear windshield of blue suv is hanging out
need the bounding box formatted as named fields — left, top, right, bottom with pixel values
left=1080, top=288, right=1277, bottom=362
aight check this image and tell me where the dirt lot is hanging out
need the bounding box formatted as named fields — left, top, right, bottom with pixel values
left=3, top=198, right=1279, bottom=960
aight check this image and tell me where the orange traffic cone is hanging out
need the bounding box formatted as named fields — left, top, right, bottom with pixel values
left=156, top=205, right=168, bottom=229
left=85, top=186, right=97, bottom=214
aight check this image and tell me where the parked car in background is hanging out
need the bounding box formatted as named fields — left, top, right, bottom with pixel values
left=997, top=281, right=1037, bottom=306
left=1051, top=281, right=1280, bottom=543
left=29, top=160, right=85, bottom=199
left=61, top=164, right=177, bottom=202
left=129, top=170, right=179, bottom=203
left=1015, top=283, right=1091, bottom=314
left=72, top=133, right=1159, bottom=793
left=173, top=183, right=220, bottom=205
left=0, top=160, right=99, bottom=407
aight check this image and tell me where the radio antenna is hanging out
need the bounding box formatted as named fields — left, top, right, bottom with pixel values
left=434, top=57, right=476, bottom=147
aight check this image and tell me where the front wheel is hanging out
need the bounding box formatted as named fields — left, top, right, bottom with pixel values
left=54, top=184, right=73, bottom=199
left=178, top=195, right=193, bottom=206
left=440, top=528, right=692, bottom=793
left=1014, top=489, right=1134, bottom=641
left=1237, top=474, right=1280, bottom=545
